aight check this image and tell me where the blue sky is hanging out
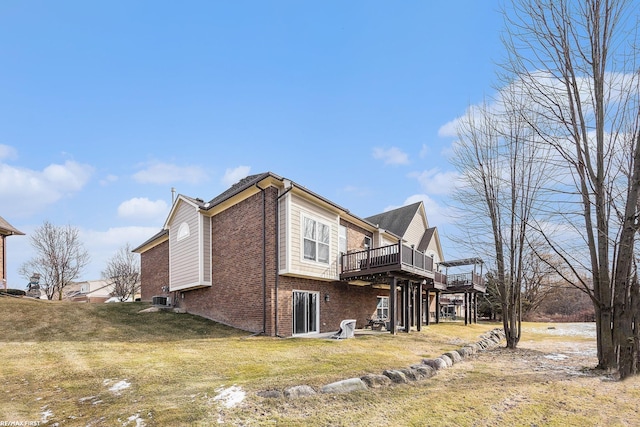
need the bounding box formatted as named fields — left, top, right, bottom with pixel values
left=1, top=1, right=504, bottom=286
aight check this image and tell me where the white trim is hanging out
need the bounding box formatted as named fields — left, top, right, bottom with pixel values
left=170, top=281, right=212, bottom=292
left=300, top=213, right=331, bottom=266
left=198, top=213, right=203, bottom=283
left=376, top=296, right=390, bottom=320
left=291, top=289, right=320, bottom=336
left=208, top=215, right=213, bottom=282
left=284, top=192, right=292, bottom=273
left=177, top=222, right=190, bottom=241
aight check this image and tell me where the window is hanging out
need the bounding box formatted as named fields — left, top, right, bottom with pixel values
left=364, top=236, right=372, bottom=249
left=177, top=222, right=190, bottom=241
left=303, top=216, right=330, bottom=264
left=376, top=296, right=389, bottom=320
left=338, top=225, right=347, bottom=254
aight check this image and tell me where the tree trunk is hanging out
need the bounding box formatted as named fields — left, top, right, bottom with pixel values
left=596, top=306, right=616, bottom=372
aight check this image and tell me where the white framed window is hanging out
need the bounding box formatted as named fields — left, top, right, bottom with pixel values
left=303, top=216, right=330, bottom=264
left=364, top=235, right=372, bottom=249
left=376, top=296, right=389, bottom=320
left=338, top=225, right=347, bottom=254
left=177, top=222, right=190, bottom=241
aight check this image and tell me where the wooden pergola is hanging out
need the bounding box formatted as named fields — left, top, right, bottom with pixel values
left=438, top=258, right=485, bottom=325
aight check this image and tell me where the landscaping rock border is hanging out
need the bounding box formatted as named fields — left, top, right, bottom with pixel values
left=257, top=328, right=506, bottom=399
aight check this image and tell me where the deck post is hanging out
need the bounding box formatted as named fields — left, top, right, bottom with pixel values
left=416, top=281, right=422, bottom=332
left=425, top=290, right=431, bottom=326
left=435, top=291, right=441, bottom=324
left=464, top=292, right=468, bottom=325
left=389, top=276, right=397, bottom=335
left=403, top=281, right=410, bottom=333
left=473, top=292, right=478, bottom=323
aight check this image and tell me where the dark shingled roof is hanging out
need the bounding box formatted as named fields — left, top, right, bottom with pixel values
left=131, top=229, right=169, bottom=253
left=417, top=227, right=436, bottom=252
left=132, top=173, right=277, bottom=253
left=0, top=216, right=24, bottom=236
left=204, top=172, right=279, bottom=210
left=364, top=201, right=422, bottom=237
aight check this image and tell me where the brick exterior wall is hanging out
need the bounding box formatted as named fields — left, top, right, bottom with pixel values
left=276, top=275, right=387, bottom=336
left=179, top=187, right=278, bottom=334
left=340, top=219, right=373, bottom=252
left=140, top=240, right=170, bottom=302
left=139, top=186, right=390, bottom=337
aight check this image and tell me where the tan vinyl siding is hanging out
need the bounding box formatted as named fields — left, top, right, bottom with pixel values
left=278, top=194, right=288, bottom=271
left=380, top=235, right=397, bottom=247
left=202, top=215, right=211, bottom=282
left=286, top=194, right=339, bottom=280
left=404, top=213, right=427, bottom=247
left=425, top=237, right=443, bottom=266
left=169, top=201, right=200, bottom=290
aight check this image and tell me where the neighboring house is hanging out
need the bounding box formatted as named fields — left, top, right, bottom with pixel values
left=0, top=216, right=25, bottom=289
left=65, top=279, right=140, bottom=303
left=133, top=172, right=485, bottom=337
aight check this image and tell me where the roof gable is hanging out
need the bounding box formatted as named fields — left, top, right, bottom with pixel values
left=365, top=201, right=423, bottom=237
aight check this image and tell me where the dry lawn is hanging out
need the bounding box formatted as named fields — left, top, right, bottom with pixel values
left=1, top=297, right=638, bottom=426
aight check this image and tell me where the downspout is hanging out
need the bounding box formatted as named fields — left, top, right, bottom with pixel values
left=256, top=183, right=267, bottom=335
left=2, top=235, right=6, bottom=285
left=276, top=179, right=294, bottom=338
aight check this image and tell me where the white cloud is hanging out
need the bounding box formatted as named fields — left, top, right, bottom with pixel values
left=100, top=174, right=118, bottom=186
left=133, top=162, right=208, bottom=184
left=222, top=166, right=251, bottom=187
left=7, top=224, right=163, bottom=285
left=409, top=168, right=462, bottom=195
left=372, top=147, right=409, bottom=165
left=419, top=144, right=430, bottom=159
left=0, top=144, right=18, bottom=161
left=438, top=119, right=459, bottom=138
left=117, top=197, right=169, bottom=221
left=0, top=160, right=94, bottom=218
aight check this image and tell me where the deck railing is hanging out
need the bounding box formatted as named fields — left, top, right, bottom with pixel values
left=434, top=270, right=447, bottom=287
left=341, top=243, right=435, bottom=276
left=341, top=244, right=484, bottom=291
left=446, top=272, right=484, bottom=288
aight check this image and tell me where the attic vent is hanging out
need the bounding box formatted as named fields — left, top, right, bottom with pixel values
left=152, top=296, right=171, bottom=307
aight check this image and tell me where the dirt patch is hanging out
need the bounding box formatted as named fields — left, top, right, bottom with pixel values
left=478, top=323, right=602, bottom=381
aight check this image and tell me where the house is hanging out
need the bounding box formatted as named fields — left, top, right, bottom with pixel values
left=64, top=279, right=139, bottom=303
left=133, top=172, right=484, bottom=337
left=0, top=216, right=25, bottom=290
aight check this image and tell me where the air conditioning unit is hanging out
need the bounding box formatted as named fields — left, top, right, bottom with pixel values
left=152, top=296, right=171, bottom=307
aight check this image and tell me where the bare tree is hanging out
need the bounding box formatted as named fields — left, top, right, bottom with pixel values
left=502, top=0, right=640, bottom=377
left=452, top=91, right=548, bottom=349
left=102, top=243, right=140, bottom=302
left=521, top=250, right=559, bottom=318
left=19, top=221, right=90, bottom=300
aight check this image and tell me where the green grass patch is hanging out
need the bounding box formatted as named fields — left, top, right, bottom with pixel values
left=1, top=296, right=637, bottom=426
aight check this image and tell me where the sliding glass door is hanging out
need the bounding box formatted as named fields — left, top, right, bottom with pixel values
left=293, top=291, right=319, bottom=335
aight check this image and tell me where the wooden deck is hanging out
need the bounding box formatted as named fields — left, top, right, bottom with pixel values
left=339, top=245, right=485, bottom=292
left=340, top=243, right=439, bottom=282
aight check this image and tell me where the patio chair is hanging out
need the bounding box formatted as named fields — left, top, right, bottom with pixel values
left=331, top=319, right=357, bottom=339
